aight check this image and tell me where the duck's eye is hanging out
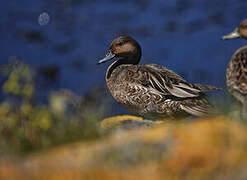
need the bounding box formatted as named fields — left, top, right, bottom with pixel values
left=116, top=42, right=123, bottom=46
left=241, top=22, right=247, bottom=28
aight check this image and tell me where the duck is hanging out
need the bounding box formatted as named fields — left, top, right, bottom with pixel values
left=222, top=19, right=247, bottom=116
left=98, top=36, right=220, bottom=120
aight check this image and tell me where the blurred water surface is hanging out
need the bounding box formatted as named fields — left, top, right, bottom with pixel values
left=0, top=0, right=247, bottom=104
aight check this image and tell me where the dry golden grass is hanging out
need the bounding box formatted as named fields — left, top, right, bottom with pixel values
left=1, top=116, right=247, bottom=180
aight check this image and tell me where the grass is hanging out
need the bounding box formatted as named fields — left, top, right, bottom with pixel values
left=0, top=61, right=108, bottom=156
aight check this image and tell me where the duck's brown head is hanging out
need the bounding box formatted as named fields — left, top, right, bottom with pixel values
left=98, top=36, right=142, bottom=65
left=222, top=19, right=247, bottom=40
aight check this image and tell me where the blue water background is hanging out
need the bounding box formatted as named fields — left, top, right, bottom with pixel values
left=0, top=0, right=246, bottom=113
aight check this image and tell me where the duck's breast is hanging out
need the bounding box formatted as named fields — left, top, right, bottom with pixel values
left=227, top=45, right=247, bottom=95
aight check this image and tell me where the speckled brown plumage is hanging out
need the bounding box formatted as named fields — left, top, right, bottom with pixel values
left=222, top=19, right=247, bottom=115
left=98, top=36, right=220, bottom=120
left=226, top=46, right=247, bottom=95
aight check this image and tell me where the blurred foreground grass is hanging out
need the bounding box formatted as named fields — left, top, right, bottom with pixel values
left=0, top=61, right=107, bottom=156
left=1, top=117, right=247, bottom=180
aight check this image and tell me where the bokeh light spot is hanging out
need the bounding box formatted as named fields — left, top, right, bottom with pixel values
left=38, top=12, right=50, bottom=26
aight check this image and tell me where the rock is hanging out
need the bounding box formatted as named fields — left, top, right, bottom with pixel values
left=100, top=115, right=163, bottom=129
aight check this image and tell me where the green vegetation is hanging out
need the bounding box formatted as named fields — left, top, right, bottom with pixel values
left=0, top=61, right=107, bottom=156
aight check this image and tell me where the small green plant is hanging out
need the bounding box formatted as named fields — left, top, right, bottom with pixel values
left=0, top=61, right=107, bottom=156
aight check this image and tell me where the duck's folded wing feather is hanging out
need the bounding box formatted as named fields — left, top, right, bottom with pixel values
left=140, top=64, right=202, bottom=98
left=180, top=102, right=213, bottom=117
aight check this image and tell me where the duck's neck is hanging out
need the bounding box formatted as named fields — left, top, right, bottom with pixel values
left=106, top=60, right=121, bottom=79
left=106, top=57, right=140, bottom=79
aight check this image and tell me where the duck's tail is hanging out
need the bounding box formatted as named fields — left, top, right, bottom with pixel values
left=194, top=84, right=221, bottom=91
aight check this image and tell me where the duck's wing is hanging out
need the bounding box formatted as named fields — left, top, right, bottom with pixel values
left=179, top=97, right=216, bottom=117
left=136, top=64, right=219, bottom=117
left=140, top=64, right=217, bottom=98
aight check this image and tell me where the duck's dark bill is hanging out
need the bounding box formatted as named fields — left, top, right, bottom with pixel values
left=97, top=50, right=116, bottom=64
left=222, top=28, right=241, bottom=40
